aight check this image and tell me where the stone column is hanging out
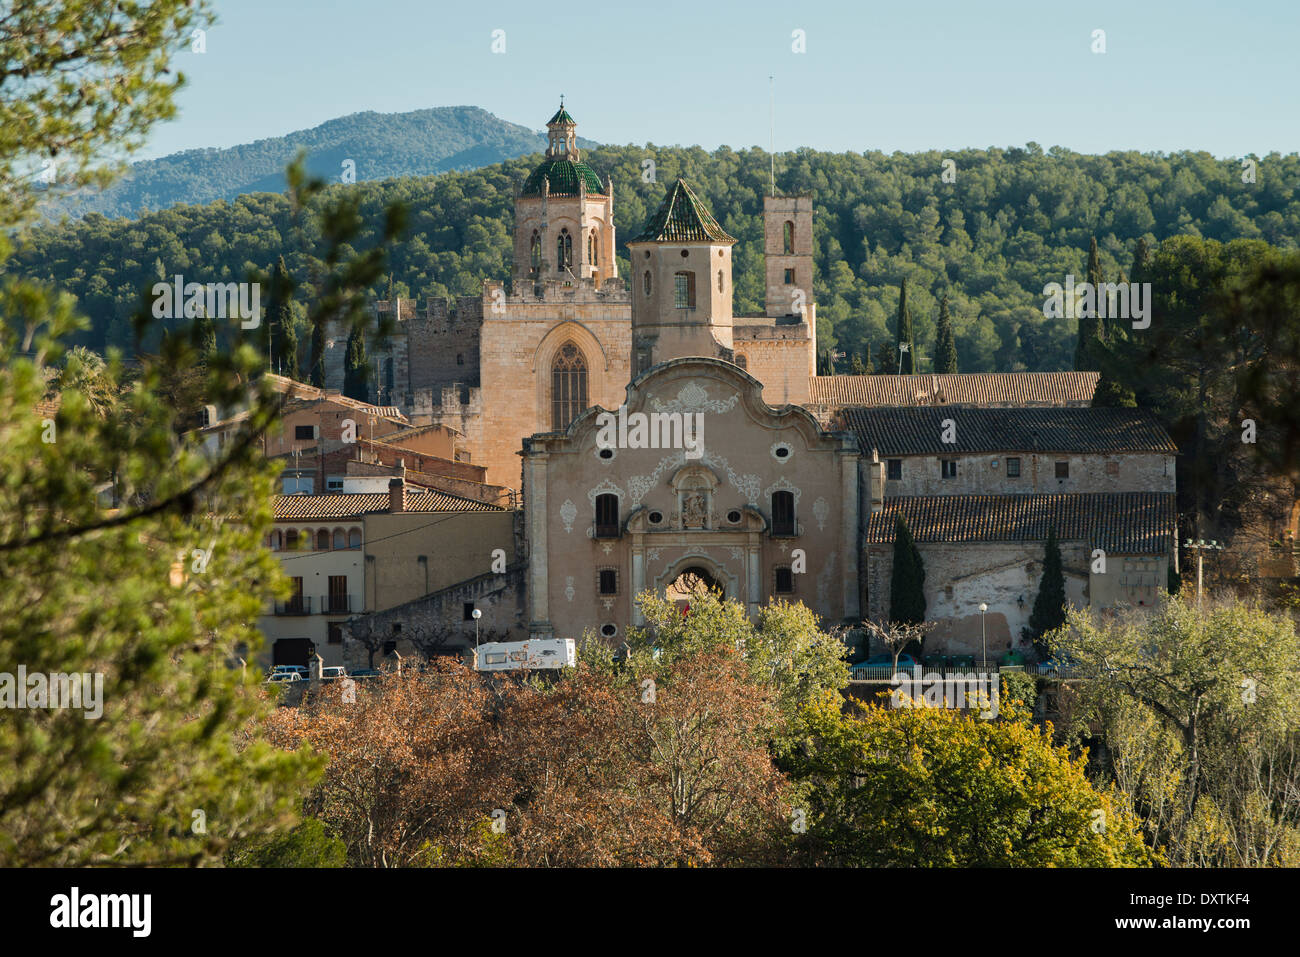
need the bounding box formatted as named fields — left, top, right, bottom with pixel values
left=631, top=538, right=645, bottom=626
left=747, top=533, right=761, bottom=616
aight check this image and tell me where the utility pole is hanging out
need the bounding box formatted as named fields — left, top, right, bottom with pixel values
left=769, top=75, right=775, bottom=197
left=1183, top=539, right=1224, bottom=608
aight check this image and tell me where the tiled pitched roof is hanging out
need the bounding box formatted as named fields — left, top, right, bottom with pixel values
left=840, top=406, right=1176, bottom=456
left=809, top=372, right=1098, bottom=407
left=630, top=179, right=737, bottom=244
left=547, top=106, right=576, bottom=126
left=866, top=492, right=1176, bottom=554
left=273, top=490, right=502, bottom=520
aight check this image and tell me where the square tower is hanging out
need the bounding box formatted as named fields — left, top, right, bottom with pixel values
left=764, top=194, right=814, bottom=319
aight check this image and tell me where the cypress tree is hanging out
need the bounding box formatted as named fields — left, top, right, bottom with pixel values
left=269, top=256, right=296, bottom=378
left=343, top=324, right=368, bottom=402
left=862, top=340, right=873, bottom=374
left=895, top=278, right=915, bottom=375
left=935, top=294, right=959, bottom=374
left=889, top=515, right=927, bottom=624
left=851, top=353, right=866, bottom=375
left=877, top=339, right=899, bottom=375
left=191, top=309, right=216, bottom=363
left=309, top=320, right=326, bottom=388
left=1028, top=526, right=1067, bottom=657
left=1074, top=237, right=1106, bottom=370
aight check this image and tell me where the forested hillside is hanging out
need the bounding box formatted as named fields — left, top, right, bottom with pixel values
left=9, top=142, right=1298, bottom=372
left=34, top=106, right=570, bottom=220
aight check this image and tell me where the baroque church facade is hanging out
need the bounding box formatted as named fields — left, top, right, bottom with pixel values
left=333, top=104, right=1178, bottom=658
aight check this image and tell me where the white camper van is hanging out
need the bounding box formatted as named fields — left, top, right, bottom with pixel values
left=474, top=639, right=576, bottom=672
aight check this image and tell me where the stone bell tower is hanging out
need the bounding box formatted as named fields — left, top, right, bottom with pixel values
left=626, top=179, right=738, bottom=376
left=511, top=101, right=616, bottom=289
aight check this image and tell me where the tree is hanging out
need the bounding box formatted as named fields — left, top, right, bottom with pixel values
left=889, top=515, right=926, bottom=623
left=1049, top=598, right=1300, bottom=865
left=850, top=353, right=865, bottom=375
left=895, top=278, right=915, bottom=375
left=785, top=693, right=1157, bottom=866
left=342, top=323, right=368, bottom=402
left=861, top=341, right=873, bottom=374
left=934, top=294, right=958, bottom=374
left=1091, top=367, right=1137, bottom=407
left=1027, top=526, right=1067, bottom=657
left=860, top=618, right=934, bottom=669
left=1074, top=237, right=1107, bottom=370
left=309, top=319, right=326, bottom=388
left=876, top=339, right=899, bottom=375
left=269, top=256, right=298, bottom=379
left=0, top=0, right=210, bottom=226
left=191, top=309, right=217, bottom=363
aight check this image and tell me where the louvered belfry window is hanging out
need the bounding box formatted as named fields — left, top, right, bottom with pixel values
left=551, top=342, right=588, bottom=430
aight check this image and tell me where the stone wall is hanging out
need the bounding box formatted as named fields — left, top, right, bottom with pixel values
left=880, top=451, right=1176, bottom=498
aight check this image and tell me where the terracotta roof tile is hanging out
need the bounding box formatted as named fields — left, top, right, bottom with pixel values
left=273, top=490, right=501, bottom=520
left=867, top=492, right=1177, bottom=554
left=810, top=372, right=1098, bottom=407
left=841, top=406, right=1177, bottom=456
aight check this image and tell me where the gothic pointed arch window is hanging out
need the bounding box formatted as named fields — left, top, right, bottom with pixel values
left=530, top=230, right=541, bottom=274
left=588, top=229, right=599, bottom=266
left=783, top=220, right=794, bottom=254
left=557, top=228, right=572, bottom=268
left=551, top=342, right=588, bottom=430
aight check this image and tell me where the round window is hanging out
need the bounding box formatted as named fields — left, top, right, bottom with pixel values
left=727, top=509, right=742, bottom=524
left=680, top=249, right=690, bottom=258
left=598, top=448, right=614, bottom=460
left=648, top=510, right=663, bottom=525
left=600, top=623, right=618, bottom=638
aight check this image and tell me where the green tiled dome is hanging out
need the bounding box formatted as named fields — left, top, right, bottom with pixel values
left=521, top=158, right=605, bottom=196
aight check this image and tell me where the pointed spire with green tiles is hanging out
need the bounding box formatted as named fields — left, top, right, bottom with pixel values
left=631, top=178, right=737, bottom=244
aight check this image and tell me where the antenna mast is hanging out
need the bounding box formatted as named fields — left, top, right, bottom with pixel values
left=769, top=74, right=775, bottom=197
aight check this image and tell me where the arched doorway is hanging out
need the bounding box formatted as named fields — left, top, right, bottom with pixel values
left=664, top=564, right=723, bottom=616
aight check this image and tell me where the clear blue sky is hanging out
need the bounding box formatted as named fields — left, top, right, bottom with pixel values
left=141, top=0, right=1300, bottom=161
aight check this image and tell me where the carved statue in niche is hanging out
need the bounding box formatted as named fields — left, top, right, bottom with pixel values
left=681, top=492, right=708, bottom=529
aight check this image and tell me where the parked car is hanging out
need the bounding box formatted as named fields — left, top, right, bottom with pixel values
left=271, top=664, right=309, bottom=679
left=859, top=653, right=920, bottom=670
left=265, top=671, right=303, bottom=684
left=349, top=668, right=382, bottom=680
left=319, top=666, right=347, bottom=681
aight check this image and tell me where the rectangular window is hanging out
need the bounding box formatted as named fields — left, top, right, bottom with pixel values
left=326, top=478, right=344, bottom=491
left=1055, top=461, right=1070, bottom=479
left=771, top=491, right=796, bottom=536
left=1006, top=457, right=1021, bottom=478
left=294, top=425, right=314, bottom=441
left=774, top=567, right=794, bottom=594
left=595, top=494, right=620, bottom=538
left=941, top=459, right=958, bottom=479
left=598, top=569, right=618, bottom=595
left=783, top=268, right=795, bottom=285
left=673, top=272, right=695, bottom=309
left=328, top=576, right=348, bottom=613
left=886, top=459, right=902, bottom=481
left=1106, top=460, right=1120, bottom=476
left=463, top=602, right=476, bottom=621
left=327, top=622, right=344, bottom=645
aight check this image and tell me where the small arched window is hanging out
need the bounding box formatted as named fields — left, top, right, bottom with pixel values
left=557, top=228, right=572, bottom=267
left=643, top=271, right=652, bottom=296
left=551, top=342, right=588, bottom=431
left=717, top=269, right=724, bottom=293
left=333, top=528, right=346, bottom=550
left=456, top=353, right=464, bottom=365
left=530, top=230, right=541, bottom=273
left=588, top=230, right=598, bottom=266
left=735, top=353, right=748, bottom=370
left=348, top=529, right=362, bottom=550
left=783, top=220, right=794, bottom=254
left=285, top=529, right=299, bottom=550
left=316, top=529, right=330, bottom=550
